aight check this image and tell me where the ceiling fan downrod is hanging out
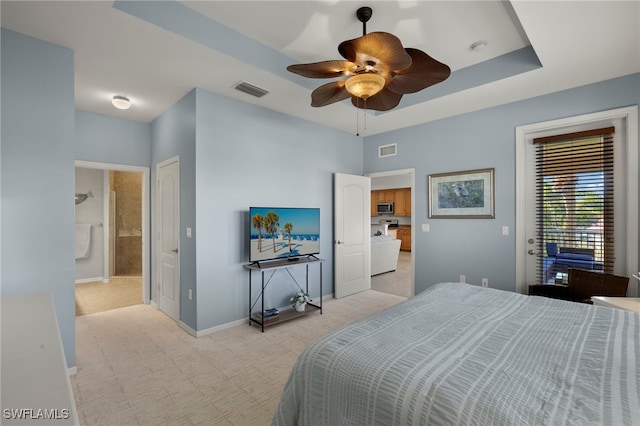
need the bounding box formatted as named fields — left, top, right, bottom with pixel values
left=356, top=6, right=373, bottom=36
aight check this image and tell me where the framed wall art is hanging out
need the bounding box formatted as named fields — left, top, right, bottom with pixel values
left=428, top=168, right=495, bottom=218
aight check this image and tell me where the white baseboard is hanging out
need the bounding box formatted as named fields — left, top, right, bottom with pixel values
left=178, top=321, right=198, bottom=337
left=67, top=366, right=77, bottom=376
left=193, top=318, right=249, bottom=337
left=75, top=277, right=105, bottom=285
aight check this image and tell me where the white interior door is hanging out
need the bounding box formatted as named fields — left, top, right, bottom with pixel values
left=334, top=173, right=371, bottom=298
left=157, top=158, right=180, bottom=320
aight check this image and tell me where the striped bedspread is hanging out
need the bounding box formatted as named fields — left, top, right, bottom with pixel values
left=272, top=283, right=640, bottom=425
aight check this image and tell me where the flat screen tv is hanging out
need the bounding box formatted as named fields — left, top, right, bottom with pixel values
left=249, top=207, right=320, bottom=263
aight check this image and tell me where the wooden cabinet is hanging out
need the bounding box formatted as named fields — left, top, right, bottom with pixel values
left=397, top=227, right=411, bottom=251
left=394, top=188, right=411, bottom=216
left=371, top=190, right=391, bottom=216
left=371, top=188, right=411, bottom=217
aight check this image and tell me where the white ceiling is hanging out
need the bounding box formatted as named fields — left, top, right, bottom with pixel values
left=2, top=1, right=639, bottom=136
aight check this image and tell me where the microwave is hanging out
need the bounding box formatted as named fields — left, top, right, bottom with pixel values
left=376, top=202, right=394, bottom=214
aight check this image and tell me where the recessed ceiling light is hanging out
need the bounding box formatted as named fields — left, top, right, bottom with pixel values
left=470, top=40, right=488, bottom=52
left=112, top=95, right=131, bottom=110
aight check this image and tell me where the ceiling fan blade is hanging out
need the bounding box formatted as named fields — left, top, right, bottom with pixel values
left=311, top=81, right=352, bottom=107
left=339, top=32, right=411, bottom=76
left=387, top=48, right=451, bottom=94
left=287, top=60, right=356, bottom=79
left=351, top=88, right=402, bottom=111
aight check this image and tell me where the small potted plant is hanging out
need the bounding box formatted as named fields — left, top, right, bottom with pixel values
left=290, top=291, right=310, bottom=312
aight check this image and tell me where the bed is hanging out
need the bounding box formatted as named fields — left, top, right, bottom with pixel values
left=272, top=283, right=639, bottom=425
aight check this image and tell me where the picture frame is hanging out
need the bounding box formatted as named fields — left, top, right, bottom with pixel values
left=428, top=168, right=495, bottom=218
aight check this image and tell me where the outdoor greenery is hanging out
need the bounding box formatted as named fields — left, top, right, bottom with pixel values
left=543, top=179, right=604, bottom=229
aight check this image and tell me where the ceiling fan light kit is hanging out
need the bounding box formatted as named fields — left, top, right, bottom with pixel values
left=344, top=73, right=385, bottom=99
left=287, top=6, right=451, bottom=111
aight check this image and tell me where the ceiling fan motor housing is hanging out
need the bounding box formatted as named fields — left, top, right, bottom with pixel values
left=357, top=7, right=373, bottom=35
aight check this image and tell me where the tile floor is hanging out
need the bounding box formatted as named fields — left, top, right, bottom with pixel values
left=75, top=276, right=142, bottom=316
left=71, top=290, right=406, bottom=425
left=371, top=251, right=412, bottom=298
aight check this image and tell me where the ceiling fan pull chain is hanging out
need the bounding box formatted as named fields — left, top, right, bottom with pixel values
left=363, top=100, right=368, bottom=133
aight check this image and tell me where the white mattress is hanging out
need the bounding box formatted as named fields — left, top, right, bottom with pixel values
left=272, top=283, right=640, bottom=425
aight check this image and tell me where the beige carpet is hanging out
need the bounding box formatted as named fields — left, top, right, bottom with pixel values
left=72, top=290, right=406, bottom=425
left=75, top=276, right=142, bottom=316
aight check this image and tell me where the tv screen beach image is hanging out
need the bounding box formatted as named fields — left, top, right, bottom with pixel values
left=250, top=207, right=320, bottom=262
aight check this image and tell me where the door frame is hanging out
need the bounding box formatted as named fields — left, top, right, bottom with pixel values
left=75, top=160, right=151, bottom=304
left=515, top=106, right=638, bottom=295
left=366, top=168, right=415, bottom=296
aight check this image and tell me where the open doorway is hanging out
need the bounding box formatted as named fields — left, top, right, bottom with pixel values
left=367, top=169, right=415, bottom=298
left=74, top=161, right=150, bottom=315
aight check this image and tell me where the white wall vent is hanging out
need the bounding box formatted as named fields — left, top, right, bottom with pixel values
left=233, top=81, right=269, bottom=98
left=378, top=143, right=397, bottom=158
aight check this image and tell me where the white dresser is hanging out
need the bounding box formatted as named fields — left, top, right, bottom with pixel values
left=1, top=293, right=78, bottom=424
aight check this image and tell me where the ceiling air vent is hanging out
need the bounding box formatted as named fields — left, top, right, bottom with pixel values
left=378, top=143, right=397, bottom=158
left=233, top=81, right=269, bottom=98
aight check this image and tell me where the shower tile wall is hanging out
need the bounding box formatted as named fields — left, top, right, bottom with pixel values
left=110, top=171, right=142, bottom=276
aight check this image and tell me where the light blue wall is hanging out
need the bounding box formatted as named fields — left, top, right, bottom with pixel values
left=193, top=89, right=363, bottom=331
left=75, top=110, right=151, bottom=166
left=364, top=73, right=640, bottom=294
left=3, top=25, right=636, bottom=362
left=1, top=29, right=76, bottom=366
left=150, top=89, right=197, bottom=329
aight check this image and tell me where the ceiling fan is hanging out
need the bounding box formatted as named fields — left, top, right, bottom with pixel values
left=287, top=6, right=451, bottom=111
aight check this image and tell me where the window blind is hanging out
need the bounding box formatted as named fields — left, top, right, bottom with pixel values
left=534, top=127, right=615, bottom=283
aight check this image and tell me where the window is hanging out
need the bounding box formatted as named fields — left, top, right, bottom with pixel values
left=534, top=127, right=614, bottom=283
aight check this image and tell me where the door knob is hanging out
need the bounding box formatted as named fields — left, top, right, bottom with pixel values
left=171, top=248, right=179, bottom=253
left=335, top=240, right=343, bottom=245
left=528, top=249, right=536, bottom=255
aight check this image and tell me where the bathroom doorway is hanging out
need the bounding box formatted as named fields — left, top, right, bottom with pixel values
left=74, top=161, right=150, bottom=315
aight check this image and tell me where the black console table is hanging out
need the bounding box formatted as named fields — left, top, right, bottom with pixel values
left=244, top=257, right=324, bottom=332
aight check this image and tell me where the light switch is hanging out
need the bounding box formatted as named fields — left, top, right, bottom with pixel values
left=187, top=227, right=192, bottom=238
left=502, top=226, right=509, bottom=236
left=422, top=223, right=430, bottom=232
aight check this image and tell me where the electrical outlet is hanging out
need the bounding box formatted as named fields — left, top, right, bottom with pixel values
left=460, top=275, right=466, bottom=283
left=482, top=278, right=488, bottom=287
left=188, top=289, right=193, bottom=300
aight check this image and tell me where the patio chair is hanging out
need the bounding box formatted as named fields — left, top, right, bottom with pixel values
left=529, top=268, right=629, bottom=303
